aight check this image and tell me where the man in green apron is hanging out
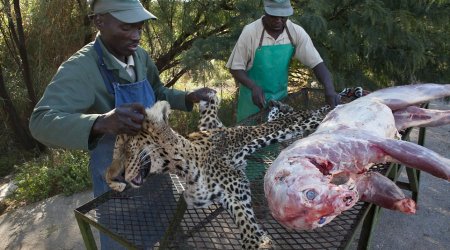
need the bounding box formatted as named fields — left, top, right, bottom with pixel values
left=227, top=0, right=339, bottom=122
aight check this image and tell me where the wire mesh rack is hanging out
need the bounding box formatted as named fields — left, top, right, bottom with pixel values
left=76, top=161, right=383, bottom=249
left=74, top=89, right=424, bottom=249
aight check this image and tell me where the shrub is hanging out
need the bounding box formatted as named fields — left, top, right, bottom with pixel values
left=12, top=149, right=91, bottom=203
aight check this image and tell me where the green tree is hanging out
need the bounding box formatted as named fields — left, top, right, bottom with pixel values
left=0, top=0, right=92, bottom=152
left=140, top=0, right=263, bottom=87
left=289, top=0, right=450, bottom=90
left=0, top=0, right=42, bottom=151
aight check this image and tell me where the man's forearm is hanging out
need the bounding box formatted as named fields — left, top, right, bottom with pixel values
left=230, top=69, right=257, bottom=90
left=313, top=62, right=339, bottom=108
left=230, top=69, right=266, bottom=109
left=312, top=62, right=335, bottom=96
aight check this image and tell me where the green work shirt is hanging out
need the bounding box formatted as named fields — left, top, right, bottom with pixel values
left=30, top=37, right=191, bottom=151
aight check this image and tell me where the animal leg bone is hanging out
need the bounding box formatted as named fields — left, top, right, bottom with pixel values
left=394, top=105, right=450, bottom=130
left=368, top=83, right=450, bottom=110
left=370, top=138, right=450, bottom=180
left=355, top=171, right=416, bottom=213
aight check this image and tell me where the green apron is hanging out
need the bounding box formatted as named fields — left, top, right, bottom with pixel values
left=236, top=26, right=295, bottom=122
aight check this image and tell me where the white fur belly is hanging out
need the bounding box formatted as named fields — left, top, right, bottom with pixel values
left=316, top=98, right=397, bottom=138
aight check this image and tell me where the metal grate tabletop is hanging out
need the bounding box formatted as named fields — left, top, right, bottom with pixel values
left=76, top=153, right=386, bottom=249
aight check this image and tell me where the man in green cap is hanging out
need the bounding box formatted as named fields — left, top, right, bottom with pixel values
left=30, top=0, right=213, bottom=248
left=227, top=0, right=340, bottom=122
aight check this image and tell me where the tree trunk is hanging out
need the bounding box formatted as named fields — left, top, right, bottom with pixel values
left=12, top=0, right=37, bottom=110
left=0, top=66, right=45, bottom=151
left=75, top=0, right=95, bottom=45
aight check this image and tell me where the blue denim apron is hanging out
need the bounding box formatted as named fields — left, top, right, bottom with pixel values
left=91, top=40, right=156, bottom=249
left=90, top=40, right=156, bottom=198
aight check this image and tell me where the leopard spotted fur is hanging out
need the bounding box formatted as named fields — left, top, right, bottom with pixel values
left=105, top=95, right=330, bottom=249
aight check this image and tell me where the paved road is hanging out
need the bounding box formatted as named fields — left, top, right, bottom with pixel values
left=0, top=100, right=448, bottom=250
left=368, top=100, right=450, bottom=250
left=0, top=190, right=97, bottom=250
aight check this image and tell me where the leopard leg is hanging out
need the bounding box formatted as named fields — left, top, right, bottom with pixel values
left=182, top=166, right=271, bottom=248
left=218, top=170, right=272, bottom=249
left=267, top=100, right=294, bottom=121
left=183, top=168, right=214, bottom=207
left=198, top=93, right=224, bottom=131
left=232, top=105, right=331, bottom=166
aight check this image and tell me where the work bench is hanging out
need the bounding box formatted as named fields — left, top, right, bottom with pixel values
left=75, top=90, right=427, bottom=249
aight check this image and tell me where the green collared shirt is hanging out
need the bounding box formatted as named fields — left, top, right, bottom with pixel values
left=30, top=37, right=191, bottom=150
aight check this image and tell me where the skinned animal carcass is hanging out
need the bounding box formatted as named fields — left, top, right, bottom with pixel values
left=264, top=83, right=450, bottom=230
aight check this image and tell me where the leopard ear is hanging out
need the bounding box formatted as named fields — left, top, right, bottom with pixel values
left=268, top=100, right=293, bottom=113
left=282, top=103, right=294, bottom=113
left=145, top=101, right=171, bottom=123
left=268, top=99, right=278, bottom=108
left=160, top=101, right=171, bottom=122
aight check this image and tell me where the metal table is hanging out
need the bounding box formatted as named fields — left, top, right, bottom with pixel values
left=75, top=93, right=427, bottom=249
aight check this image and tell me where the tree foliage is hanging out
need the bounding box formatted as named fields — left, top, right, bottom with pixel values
left=290, top=0, right=450, bottom=90
left=140, top=0, right=263, bottom=86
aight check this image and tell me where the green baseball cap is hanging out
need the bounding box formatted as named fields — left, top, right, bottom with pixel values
left=264, top=0, right=293, bottom=17
left=91, top=0, right=157, bottom=23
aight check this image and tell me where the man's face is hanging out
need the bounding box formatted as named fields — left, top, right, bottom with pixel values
left=95, top=13, right=144, bottom=60
left=263, top=13, right=288, bottom=32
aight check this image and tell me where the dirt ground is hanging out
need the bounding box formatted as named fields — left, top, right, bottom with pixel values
left=0, top=99, right=448, bottom=250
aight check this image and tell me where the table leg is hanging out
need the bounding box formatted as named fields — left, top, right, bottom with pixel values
left=74, top=210, right=98, bottom=250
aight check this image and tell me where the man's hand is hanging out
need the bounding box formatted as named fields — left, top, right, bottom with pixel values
left=251, top=85, right=265, bottom=109
left=91, top=103, right=146, bottom=136
left=325, top=92, right=340, bottom=109
left=186, top=87, right=216, bottom=103
left=229, top=69, right=265, bottom=109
